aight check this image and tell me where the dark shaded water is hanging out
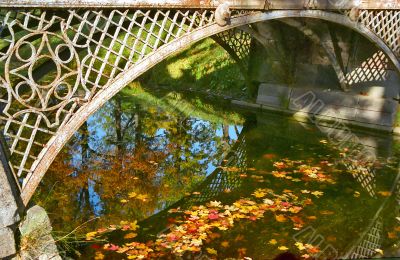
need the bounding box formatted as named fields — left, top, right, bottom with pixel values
left=35, top=87, right=400, bottom=259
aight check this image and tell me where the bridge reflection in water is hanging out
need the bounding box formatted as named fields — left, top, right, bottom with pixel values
left=110, top=110, right=400, bottom=259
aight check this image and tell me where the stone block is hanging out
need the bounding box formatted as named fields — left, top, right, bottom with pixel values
left=0, top=227, right=16, bottom=258
left=317, top=105, right=357, bottom=120
left=355, top=109, right=396, bottom=126
left=314, top=91, right=358, bottom=107
left=19, top=205, right=61, bottom=260
left=257, top=84, right=291, bottom=98
left=357, top=96, right=398, bottom=113
left=0, top=152, right=20, bottom=228
left=289, top=89, right=326, bottom=113
left=256, top=84, right=291, bottom=108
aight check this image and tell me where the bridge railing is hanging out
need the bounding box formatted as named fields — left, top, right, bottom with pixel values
left=0, top=0, right=398, bottom=10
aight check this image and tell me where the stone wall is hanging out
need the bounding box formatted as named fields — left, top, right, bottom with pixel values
left=256, top=83, right=398, bottom=131
left=0, top=138, right=22, bottom=259
left=247, top=19, right=400, bottom=100
left=244, top=18, right=400, bottom=130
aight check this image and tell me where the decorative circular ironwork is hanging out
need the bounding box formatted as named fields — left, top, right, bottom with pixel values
left=5, top=32, right=81, bottom=113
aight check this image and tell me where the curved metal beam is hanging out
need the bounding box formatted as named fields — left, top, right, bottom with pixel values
left=21, top=10, right=400, bottom=204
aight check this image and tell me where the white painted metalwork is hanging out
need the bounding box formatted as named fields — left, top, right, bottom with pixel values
left=0, top=5, right=398, bottom=206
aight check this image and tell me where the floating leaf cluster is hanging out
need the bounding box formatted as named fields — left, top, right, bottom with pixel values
left=85, top=187, right=323, bottom=259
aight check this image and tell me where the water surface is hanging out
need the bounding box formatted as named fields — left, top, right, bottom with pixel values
left=35, top=87, right=400, bottom=259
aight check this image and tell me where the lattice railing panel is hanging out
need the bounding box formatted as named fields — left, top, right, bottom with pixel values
left=0, top=6, right=399, bottom=202
left=358, top=10, right=400, bottom=57
left=345, top=50, right=390, bottom=85
left=0, top=9, right=217, bottom=190
left=213, top=26, right=252, bottom=68
left=346, top=217, right=383, bottom=258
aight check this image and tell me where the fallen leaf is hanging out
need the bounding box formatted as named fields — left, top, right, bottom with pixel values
left=209, top=201, right=222, bottom=207
left=104, top=243, right=119, bottom=251
left=85, top=231, right=97, bottom=240
left=128, top=192, right=137, bottom=198
left=136, top=194, right=148, bottom=201
left=263, top=153, right=277, bottom=159
left=374, top=249, right=383, bottom=255
left=252, top=190, right=267, bottom=198
left=278, top=246, right=289, bottom=251
left=94, top=252, right=105, bottom=260
left=269, top=239, right=277, bottom=245
left=320, top=210, right=334, bottom=215
left=206, top=248, right=217, bottom=255
left=295, top=242, right=306, bottom=251
left=275, top=214, right=287, bottom=222
left=311, top=191, right=324, bottom=197
left=124, top=233, right=137, bottom=239
left=221, top=241, right=230, bottom=248
left=377, top=191, right=392, bottom=197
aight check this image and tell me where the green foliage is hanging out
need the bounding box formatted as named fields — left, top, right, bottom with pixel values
left=143, top=38, right=246, bottom=98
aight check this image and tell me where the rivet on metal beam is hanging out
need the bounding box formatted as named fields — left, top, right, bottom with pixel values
left=215, top=3, right=231, bottom=26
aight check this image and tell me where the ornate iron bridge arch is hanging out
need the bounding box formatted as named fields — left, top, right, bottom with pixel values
left=0, top=1, right=399, bottom=205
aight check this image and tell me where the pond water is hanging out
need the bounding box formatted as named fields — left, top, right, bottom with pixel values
left=34, top=86, right=400, bottom=259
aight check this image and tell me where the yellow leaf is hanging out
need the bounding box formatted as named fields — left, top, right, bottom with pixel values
left=120, top=199, right=128, bottom=203
left=269, top=239, right=277, bottom=245
left=252, top=190, right=267, bottom=198
left=130, top=220, right=139, bottom=231
left=117, top=246, right=130, bottom=253
left=375, top=249, right=383, bottom=254
left=295, top=242, right=306, bottom=251
left=85, top=231, right=97, bottom=240
left=94, top=252, right=105, bottom=260
left=137, top=194, right=148, bottom=201
left=278, top=246, right=289, bottom=251
left=221, top=241, right=230, bottom=248
left=124, top=232, right=137, bottom=239
left=320, top=210, right=334, bottom=215
left=353, top=191, right=360, bottom=198
left=377, top=191, right=392, bottom=197
left=275, top=214, right=287, bottom=222
left=128, top=192, right=137, bottom=198
left=209, top=201, right=222, bottom=207
left=311, top=191, right=324, bottom=197
left=206, top=248, right=218, bottom=255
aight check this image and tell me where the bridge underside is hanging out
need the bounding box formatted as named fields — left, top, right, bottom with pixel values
left=0, top=1, right=398, bottom=213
